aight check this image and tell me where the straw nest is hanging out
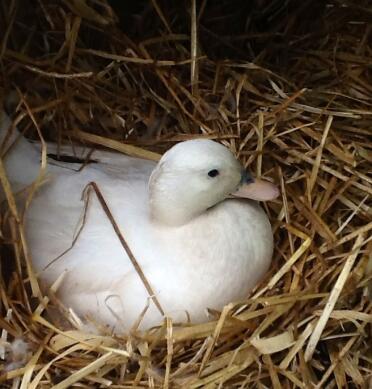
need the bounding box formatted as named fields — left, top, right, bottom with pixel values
left=0, top=0, right=371, bottom=387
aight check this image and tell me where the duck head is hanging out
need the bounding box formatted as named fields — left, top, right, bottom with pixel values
left=149, top=139, right=279, bottom=225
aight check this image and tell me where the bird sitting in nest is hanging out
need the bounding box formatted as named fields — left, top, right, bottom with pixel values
left=0, top=110, right=278, bottom=333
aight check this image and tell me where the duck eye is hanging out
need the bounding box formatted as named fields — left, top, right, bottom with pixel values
left=208, top=169, right=220, bottom=178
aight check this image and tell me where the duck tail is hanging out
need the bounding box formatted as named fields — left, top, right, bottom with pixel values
left=0, top=109, right=42, bottom=190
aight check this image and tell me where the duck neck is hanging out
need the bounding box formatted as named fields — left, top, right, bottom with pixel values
left=149, top=192, right=205, bottom=226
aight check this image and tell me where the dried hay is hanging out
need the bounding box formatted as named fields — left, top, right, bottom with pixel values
left=0, top=0, right=371, bottom=387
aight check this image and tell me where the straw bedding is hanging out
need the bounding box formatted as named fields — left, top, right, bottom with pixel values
left=0, top=0, right=371, bottom=387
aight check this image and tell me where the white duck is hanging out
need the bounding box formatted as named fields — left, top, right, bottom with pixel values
left=0, top=110, right=278, bottom=332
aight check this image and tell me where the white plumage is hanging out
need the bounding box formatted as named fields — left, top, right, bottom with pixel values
left=1, top=110, right=278, bottom=333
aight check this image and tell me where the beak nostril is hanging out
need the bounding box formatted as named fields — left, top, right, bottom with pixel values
left=241, top=170, right=254, bottom=185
